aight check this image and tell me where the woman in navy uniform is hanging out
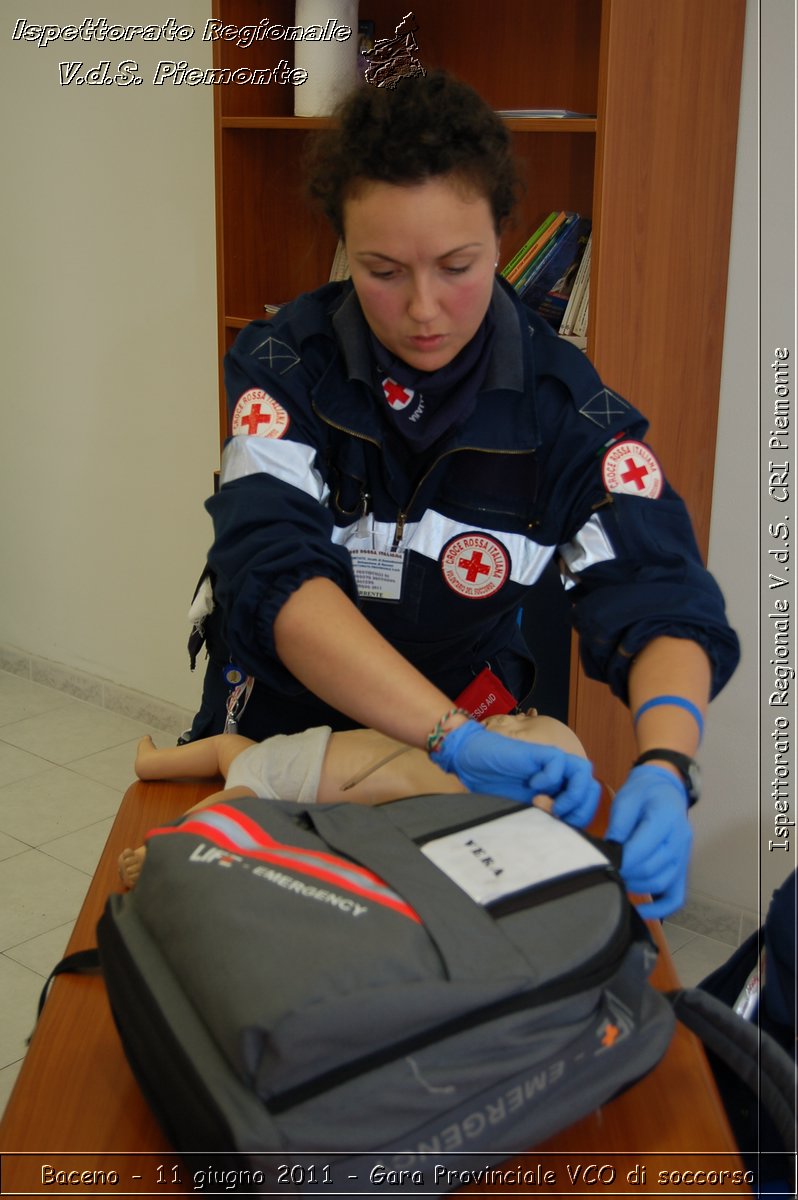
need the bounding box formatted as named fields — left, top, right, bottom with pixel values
left=189, top=72, right=739, bottom=918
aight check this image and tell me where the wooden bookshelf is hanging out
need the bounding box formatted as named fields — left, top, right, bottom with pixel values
left=211, top=0, right=746, bottom=789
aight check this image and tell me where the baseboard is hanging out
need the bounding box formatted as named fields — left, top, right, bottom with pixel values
left=0, top=643, right=195, bottom=739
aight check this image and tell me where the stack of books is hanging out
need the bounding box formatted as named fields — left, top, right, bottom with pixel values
left=329, top=238, right=351, bottom=282
left=558, top=231, right=591, bottom=341
left=501, top=212, right=592, bottom=346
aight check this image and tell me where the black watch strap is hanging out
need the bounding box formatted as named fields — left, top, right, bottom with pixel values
left=633, top=748, right=701, bottom=807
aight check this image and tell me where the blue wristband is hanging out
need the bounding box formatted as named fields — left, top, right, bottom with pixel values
left=633, top=694, right=704, bottom=741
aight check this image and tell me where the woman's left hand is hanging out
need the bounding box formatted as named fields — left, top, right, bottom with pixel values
left=432, top=720, right=601, bottom=824
left=606, top=764, right=693, bottom=918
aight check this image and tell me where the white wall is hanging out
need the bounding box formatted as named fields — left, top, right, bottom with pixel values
left=0, top=1, right=219, bottom=712
left=699, top=0, right=796, bottom=911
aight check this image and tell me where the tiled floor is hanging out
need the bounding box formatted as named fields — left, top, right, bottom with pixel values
left=0, top=669, right=753, bottom=1122
left=0, top=669, right=176, bottom=1119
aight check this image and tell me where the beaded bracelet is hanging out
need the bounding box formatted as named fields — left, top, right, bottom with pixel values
left=426, top=708, right=470, bottom=754
left=633, top=694, right=704, bottom=741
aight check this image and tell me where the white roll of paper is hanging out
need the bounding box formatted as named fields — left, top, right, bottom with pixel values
left=293, top=0, right=359, bottom=117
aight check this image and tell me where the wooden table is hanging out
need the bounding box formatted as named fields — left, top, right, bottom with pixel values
left=0, top=780, right=751, bottom=1196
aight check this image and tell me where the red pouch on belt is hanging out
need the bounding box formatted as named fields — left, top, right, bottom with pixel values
left=455, top=667, right=518, bottom=723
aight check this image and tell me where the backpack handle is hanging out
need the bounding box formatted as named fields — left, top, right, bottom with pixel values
left=310, top=800, right=538, bottom=984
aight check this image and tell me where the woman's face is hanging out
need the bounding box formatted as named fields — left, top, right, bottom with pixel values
left=343, top=175, right=500, bottom=372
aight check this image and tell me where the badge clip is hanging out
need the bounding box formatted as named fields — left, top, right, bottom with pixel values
left=223, top=670, right=254, bottom=734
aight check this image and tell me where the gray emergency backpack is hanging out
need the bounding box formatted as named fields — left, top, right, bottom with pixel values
left=89, top=792, right=794, bottom=1194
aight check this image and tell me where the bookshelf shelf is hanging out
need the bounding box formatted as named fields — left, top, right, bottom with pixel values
left=220, top=115, right=597, bottom=134
left=211, top=0, right=745, bottom=790
left=220, top=116, right=336, bottom=130
left=503, top=119, right=597, bottom=134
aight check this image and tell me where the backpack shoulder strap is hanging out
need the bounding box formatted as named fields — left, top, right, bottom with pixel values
left=668, top=987, right=796, bottom=1155
left=32, top=948, right=102, bottom=1035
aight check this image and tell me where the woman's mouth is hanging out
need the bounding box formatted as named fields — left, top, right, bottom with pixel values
left=408, top=333, right=446, bottom=351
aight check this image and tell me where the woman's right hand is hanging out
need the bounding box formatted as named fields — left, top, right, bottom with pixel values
left=431, top=720, right=601, bottom=826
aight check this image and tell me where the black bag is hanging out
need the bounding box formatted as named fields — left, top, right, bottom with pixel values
left=698, top=870, right=797, bottom=1195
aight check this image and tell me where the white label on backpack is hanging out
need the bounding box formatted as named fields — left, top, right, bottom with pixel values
left=421, top=807, right=610, bottom=907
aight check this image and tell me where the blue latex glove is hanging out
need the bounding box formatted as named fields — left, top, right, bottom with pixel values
left=606, top=764, right=693, bottom=919
left=432, top=720, right=601, bottom=826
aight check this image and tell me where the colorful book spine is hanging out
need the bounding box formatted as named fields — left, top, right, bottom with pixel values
left=526, top=217, right=592, bottom=329
left=517, top=213, right=585, bottom=302
left=504, top=211, right=568, bottom=285
left=500, top=212, right=559, bottom=280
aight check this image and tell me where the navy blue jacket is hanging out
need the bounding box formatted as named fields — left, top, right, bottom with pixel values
left=204, top=279, right=738, bottom=734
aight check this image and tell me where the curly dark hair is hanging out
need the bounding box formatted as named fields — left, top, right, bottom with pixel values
left=304, top=70, right=521, bottom=236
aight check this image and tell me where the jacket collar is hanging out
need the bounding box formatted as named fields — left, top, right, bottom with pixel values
left=309, top=279, right=541, bottom=452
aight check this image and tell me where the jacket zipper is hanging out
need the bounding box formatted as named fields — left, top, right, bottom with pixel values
left=391, top=445, right=537, bottom=551
left=312, top=401, right=537, bottom=552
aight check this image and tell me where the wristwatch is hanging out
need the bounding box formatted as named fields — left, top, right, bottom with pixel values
left=633, top=748, right=701, bottom=807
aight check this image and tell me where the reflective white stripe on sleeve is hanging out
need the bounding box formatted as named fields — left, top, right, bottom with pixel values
left=220, top=435, right=330, bottom=505
left=559, top=513, right=616, bottom=590
left=332, top=509, right=555, bottom=587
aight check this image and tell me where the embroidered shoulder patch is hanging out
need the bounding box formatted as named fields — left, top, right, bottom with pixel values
left=602, top=440, right=663, bottom=498
left=231, top=389, right=290, bottom=439
left=249, top=335, right=300, bottom=375
left=579, top=387, right=631, bottom=428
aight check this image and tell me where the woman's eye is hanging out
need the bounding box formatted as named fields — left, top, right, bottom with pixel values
left=365, top=263, right=472, bottom=280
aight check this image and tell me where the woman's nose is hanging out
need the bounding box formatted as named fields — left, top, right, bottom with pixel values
left=406, top=274, right=439, bottom=324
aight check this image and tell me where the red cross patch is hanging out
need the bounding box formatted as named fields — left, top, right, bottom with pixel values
left=231, top=389, right=290, bottom=439
left=382, top=377, right=415, bottom=411
left=441, top=534, right=510, bottom=599
left=601, top=440, right=663, bottom=499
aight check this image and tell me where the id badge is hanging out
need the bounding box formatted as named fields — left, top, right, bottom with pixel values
left=350, top=548, right=406, bottom=602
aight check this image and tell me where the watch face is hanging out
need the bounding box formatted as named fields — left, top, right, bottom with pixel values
left=686, top=760, right=701, bottom=802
